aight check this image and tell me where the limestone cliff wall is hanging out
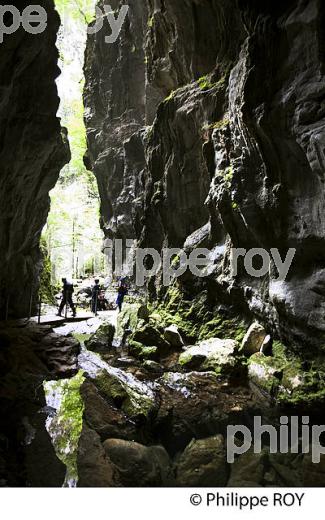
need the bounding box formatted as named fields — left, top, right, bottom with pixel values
left=0, top=0, right=70, bottom=318
left=84, top=0, right=325, bottom=349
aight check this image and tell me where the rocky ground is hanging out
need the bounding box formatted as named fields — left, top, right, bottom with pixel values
left=2, top=300, right=325, bottom=487
left=0, top=319, right=79, bottom=486
left=70, top=302, right=325, bottom=487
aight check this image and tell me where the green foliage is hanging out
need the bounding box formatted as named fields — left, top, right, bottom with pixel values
left=55, top=0, right=96, bottom=24
left=43, top=2, right=104, bottom=282
left=39, top=237, right=56, bottom=304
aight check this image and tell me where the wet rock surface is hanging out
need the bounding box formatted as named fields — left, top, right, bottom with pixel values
left=103, top=439, right=174, bottom=487
left=0, top=321, right=80, bottom=486
left=175, top=435, right=228, bottom=487
left=84, top=0, right=325, bottom=350
left=0, top=0, right=70, bottom=319
left=79, top=1, right=325, bottom=485
left=75, top=309, right=325, bottom=487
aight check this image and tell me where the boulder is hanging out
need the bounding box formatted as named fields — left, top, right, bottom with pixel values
left=241, top=322, right=267, bottom=356
left=164, top=325, right=184, bottom=348
left=154, top=371, right=255, bottom=455
left=103, top=439, right=175, bottom=486
left=116, top=303, right=149, bottom=339
left=179, top=338, right=239, bottom=375
left=132, top=325, right=171, bottom=356
left=175, top=435, right=228, bottom=486
left=303, top=452, right=325, bottom=486
left=227, top=449, right=269, bottom=486
left=133, top=325, right=170, bottom=350
left=247, top=353, right=282, bottom=398
left=143, top=360, right=164, bottom=374
left=80, top=380, right=137, bottom=441
left=77, top=425, right=119, bottom=487
left=260, top=334, right=272, bottom=355
left=94, top=369, right=157, bottom=421
left=128, top=340, right=159, bottom=361
left=85, top=322, right=115, bottom=352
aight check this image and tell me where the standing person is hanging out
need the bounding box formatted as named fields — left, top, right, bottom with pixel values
left=91, top=279, right=101, bottom=315
left=57, top=278, right=76, bottom=317
left=116, top=278, right=128, bottom=312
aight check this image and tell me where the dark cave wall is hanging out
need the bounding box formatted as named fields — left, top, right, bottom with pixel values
left=84, top=0, right=325, bottom=348
left=0, top=0, right=70, bottom=319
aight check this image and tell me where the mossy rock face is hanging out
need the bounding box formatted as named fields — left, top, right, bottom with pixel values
left=85, top=322, right=115, bottom=353
left=132, top=325, right=171, bottom=356
left=248, top=353, right=283, bottom=396
left=116, top=303, right=148, bottom=339
left=150, top=287, right=248, bottom=345
left=198, top=315, right=247, bottom=343
left=94, top=369, right=157, bottom=420
left=128, top=340, right=158, bottom=361
left=179, top=338, right=240, bottom=376
left=248, top=342, right=325, bottom=406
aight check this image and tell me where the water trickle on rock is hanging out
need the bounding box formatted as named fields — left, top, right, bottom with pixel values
left=44, top=371, right=85, bottom=488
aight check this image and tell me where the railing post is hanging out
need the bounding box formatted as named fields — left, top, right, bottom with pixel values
left=28, top=285, right=33, bottom=321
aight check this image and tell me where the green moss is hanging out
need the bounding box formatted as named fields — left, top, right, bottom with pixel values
left=248, top=342, right=325, bottom=406
left=203, top=118, right=230, bottom=132
left=128, top=340, right=158, bottom=361
left=197, top=73, right=228, bottom=92
left=213, top=117, right=230, bottom=130
left=149, top=286, right=248, bottom=345
left=72, top=333, right=91, bottom=344
left=147, top=16, right=154, bottom=27
left=47, top=371, right=85, bottom=485
left=197, top=75, right=215, bottom=91
left=164, top=90, right=177, bottom=103
left=116, top=303, right=144, bottom=338
left=95, top=370, right=156, bottom=419
left=198, top=316, right=247, bottom=343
